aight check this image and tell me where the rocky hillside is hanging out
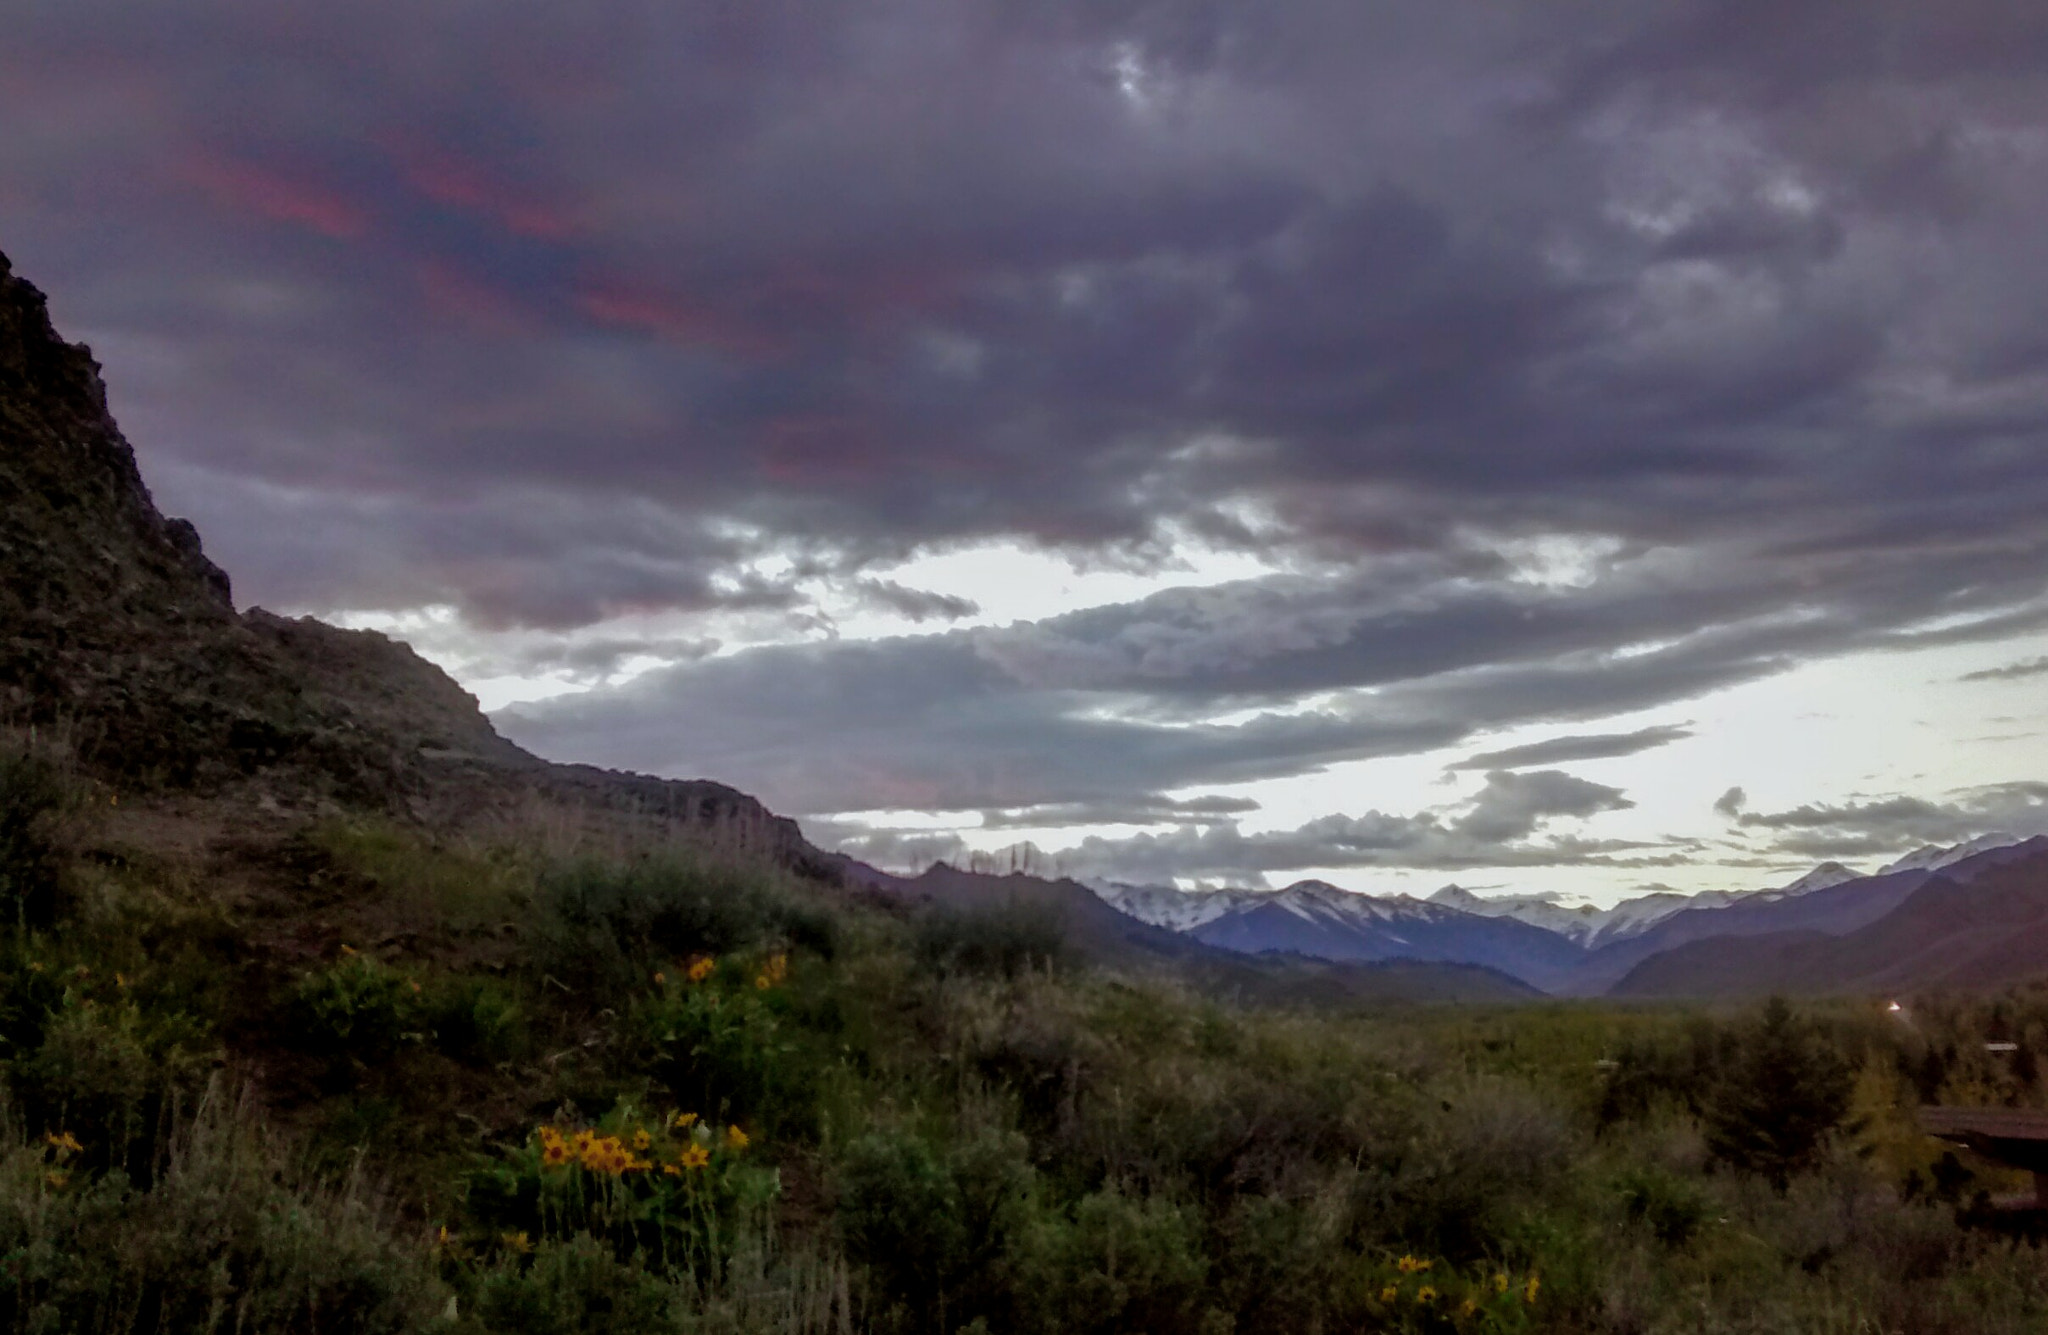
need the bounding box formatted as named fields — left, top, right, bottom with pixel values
left=0, top=247, right=822, bottom=871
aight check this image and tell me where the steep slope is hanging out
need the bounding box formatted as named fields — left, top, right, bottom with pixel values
left=1612, top=838, right=2048, bottom=998
left=0, top=247, right=824, bottom=870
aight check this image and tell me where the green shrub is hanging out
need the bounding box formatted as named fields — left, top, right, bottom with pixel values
left=13, top=990, right=212, bottom=1172
left=291, top=953, right=423, bottom=1065
left=462, top=1233, right=682, bottom=1334
left=1024, top=1185, right=1210, bottom=1335
left=0, top=746, right=78, bottom=930
left=913, top=901, right=1066, bottom=980
left=425, top=974, right=527, bottom=1067
left=1615, top=1166, right=1709, bottom=1248
left=535, top=858, right=836, bottom=999
left=835, top=1124, right=1036, bottom=1332
left=637, top=961, right=817, bottom=1136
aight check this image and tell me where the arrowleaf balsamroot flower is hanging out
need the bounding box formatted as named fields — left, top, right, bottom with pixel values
left=678, top=1144, right=710, bottom=1170
left=725, top=1125, right=749, bottom=1151
left=687, top=956, right=715, bottom=983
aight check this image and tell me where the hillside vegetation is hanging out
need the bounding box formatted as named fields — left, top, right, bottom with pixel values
left=4, top=741, right=2048, bottom=1335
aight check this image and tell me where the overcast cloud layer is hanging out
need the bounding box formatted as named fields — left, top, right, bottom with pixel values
left=7, top=1, right=2048, bottom=892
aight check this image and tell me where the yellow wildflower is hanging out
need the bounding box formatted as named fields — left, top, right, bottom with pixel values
left=1524, top=1276, right=1540, bottom=1303
left=1416, top=1286, right=1437, bottom=1304
left=437, top=1225, right=452, bottom=1247
left=670, top=1110, right=699, bottom=1130
left=768, top=953, right=789, bottom=982
left=632, top=1128, right=652, bottom=1151
left=44, top=1131, right=82, bottom=1157
left=687, top=956, right=715, bottom=983
left=662, top=1161, right=682, bottom=1176
left=679, top=1144, right=710, bottom=1171
left=1379, top=1285, right=1397, bottom=1304
left=44, top=1171, right=67, bottom=1189
left=501, top=1231, right=532, bottom=1254
left=541, top=1141, right=571, bottom=1168
left=1460, top=1299, right=1478, bottom=1318
left=584, top=1137, right=631, bottom=1174
left=725, top=1125, right=749, bottom=1151
left=1397, top=1255, right=1431, bottom=1274
left=653, top=970, right=666, bottom=985
left=755, top=973, right=771, bottom=990
left=1493, top=1272, right=1509, bottom=1294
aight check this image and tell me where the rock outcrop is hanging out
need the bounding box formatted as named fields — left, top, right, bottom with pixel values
left=0, top=247, right=826, bottom=872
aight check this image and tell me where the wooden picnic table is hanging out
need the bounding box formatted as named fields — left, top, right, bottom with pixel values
left=1918, top=1106, right=2048, bottom=1206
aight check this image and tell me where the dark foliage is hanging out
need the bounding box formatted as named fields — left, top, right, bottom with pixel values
left=1703, top=997, right=1855, bottom=1192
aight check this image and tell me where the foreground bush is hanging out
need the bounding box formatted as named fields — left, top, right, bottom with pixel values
left=0, top=1082, right=443, bottom=1334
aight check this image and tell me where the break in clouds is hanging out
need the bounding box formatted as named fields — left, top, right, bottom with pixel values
left=7, top=0, right=2048, bottom=886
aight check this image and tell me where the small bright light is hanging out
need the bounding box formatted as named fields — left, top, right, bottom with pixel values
left=1888, top=1001, right=1903, bottom=1013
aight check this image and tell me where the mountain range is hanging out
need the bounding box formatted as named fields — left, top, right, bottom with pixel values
left=1093, top=833, right=2048, bottom=998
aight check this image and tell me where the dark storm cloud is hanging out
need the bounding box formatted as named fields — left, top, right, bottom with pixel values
left=1449, top=725, right=1694, bottom=771
left=9, top=0, right=2048, bottom=627
left=8, top=0, right=2048, bottom=885
left=1732, top=782, right=2048, bottom=860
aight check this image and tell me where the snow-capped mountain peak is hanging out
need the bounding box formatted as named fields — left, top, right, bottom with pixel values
left=1878, top=833, right=2022, bottom=876
left=1765, top=861, right=1862, bottom=898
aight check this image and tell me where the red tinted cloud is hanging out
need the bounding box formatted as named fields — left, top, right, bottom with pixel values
left=184, top=153, right=369, bottom=240
left=384, top=136, right=574, bottom=240
left=575, top=282, right=780, bottom=358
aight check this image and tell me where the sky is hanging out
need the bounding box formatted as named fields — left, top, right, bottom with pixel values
left=6, top=0, right=2048, bottom=906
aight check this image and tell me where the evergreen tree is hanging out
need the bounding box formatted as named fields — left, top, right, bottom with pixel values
left=1703, top=997, right=1854, bottom=1192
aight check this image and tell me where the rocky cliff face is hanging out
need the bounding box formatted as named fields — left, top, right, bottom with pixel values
left=0, top=247, right=825, bottom=872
